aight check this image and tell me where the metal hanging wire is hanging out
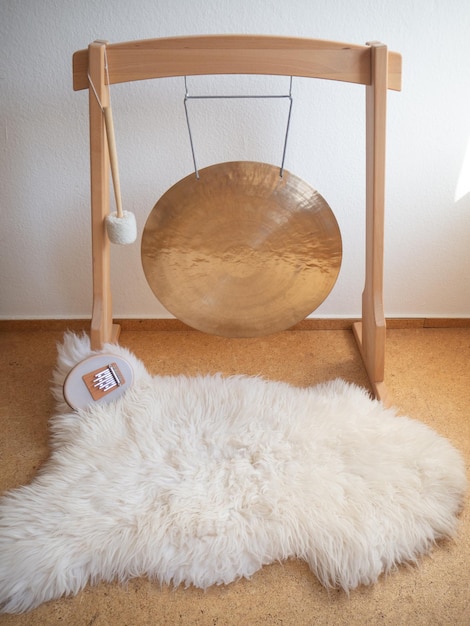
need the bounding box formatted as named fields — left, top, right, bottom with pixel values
left=183, top=76, right=294, bottom=179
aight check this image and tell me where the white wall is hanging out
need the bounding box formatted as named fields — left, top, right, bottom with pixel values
left=1, top=0, right=469, bottom=320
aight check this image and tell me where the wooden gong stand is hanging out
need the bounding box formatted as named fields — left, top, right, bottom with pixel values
left=72, top=36, right=402, bottom=403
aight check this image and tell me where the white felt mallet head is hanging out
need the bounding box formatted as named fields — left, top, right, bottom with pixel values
left=103, top=106, right=137, bottom=245
left=106, top=210, right=137, bottom=245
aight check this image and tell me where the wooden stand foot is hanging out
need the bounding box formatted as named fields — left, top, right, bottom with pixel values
left=352, top=321, right=390, bottom=406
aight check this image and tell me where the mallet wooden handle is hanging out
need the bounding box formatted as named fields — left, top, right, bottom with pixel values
left=103, top=106, right=123, bottom=219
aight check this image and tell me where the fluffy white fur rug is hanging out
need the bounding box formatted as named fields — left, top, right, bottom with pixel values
left=0, top=332, right=466, bottom=613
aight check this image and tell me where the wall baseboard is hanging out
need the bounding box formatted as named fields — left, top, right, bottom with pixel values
left=1, top=318, right=469, bottom=332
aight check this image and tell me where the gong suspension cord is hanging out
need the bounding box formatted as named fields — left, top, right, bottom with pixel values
left=183, top=76, right=294, bottom=179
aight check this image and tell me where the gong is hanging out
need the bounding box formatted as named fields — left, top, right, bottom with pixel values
left=141, top=161, right=342, bottom=337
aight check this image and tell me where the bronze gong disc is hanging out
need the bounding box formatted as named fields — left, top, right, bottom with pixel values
left=141, top=161, right=342, bottom=337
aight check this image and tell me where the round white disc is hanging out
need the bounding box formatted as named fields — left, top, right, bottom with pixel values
left=63, top=354, right=134, bottom=411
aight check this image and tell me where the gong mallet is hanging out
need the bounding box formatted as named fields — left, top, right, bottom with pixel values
left=103, top=106, right=137, bottom=245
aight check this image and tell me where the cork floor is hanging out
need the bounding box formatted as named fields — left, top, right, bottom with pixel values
left=0, top=326, right=469, bottom=625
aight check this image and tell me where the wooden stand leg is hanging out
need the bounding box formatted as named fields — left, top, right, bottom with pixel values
left=88, top=41, right=120, bottom=349
left=353, top=42, right=390, bottom=405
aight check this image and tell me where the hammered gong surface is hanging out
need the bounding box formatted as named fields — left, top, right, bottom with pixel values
left=141, top=161, right=342, bottom=337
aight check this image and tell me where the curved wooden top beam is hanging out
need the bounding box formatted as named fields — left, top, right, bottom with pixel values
left=73, top=35, right=402, bottom=92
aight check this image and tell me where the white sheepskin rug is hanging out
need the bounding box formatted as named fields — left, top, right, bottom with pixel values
left=0, top=332, right=466, bottom=613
